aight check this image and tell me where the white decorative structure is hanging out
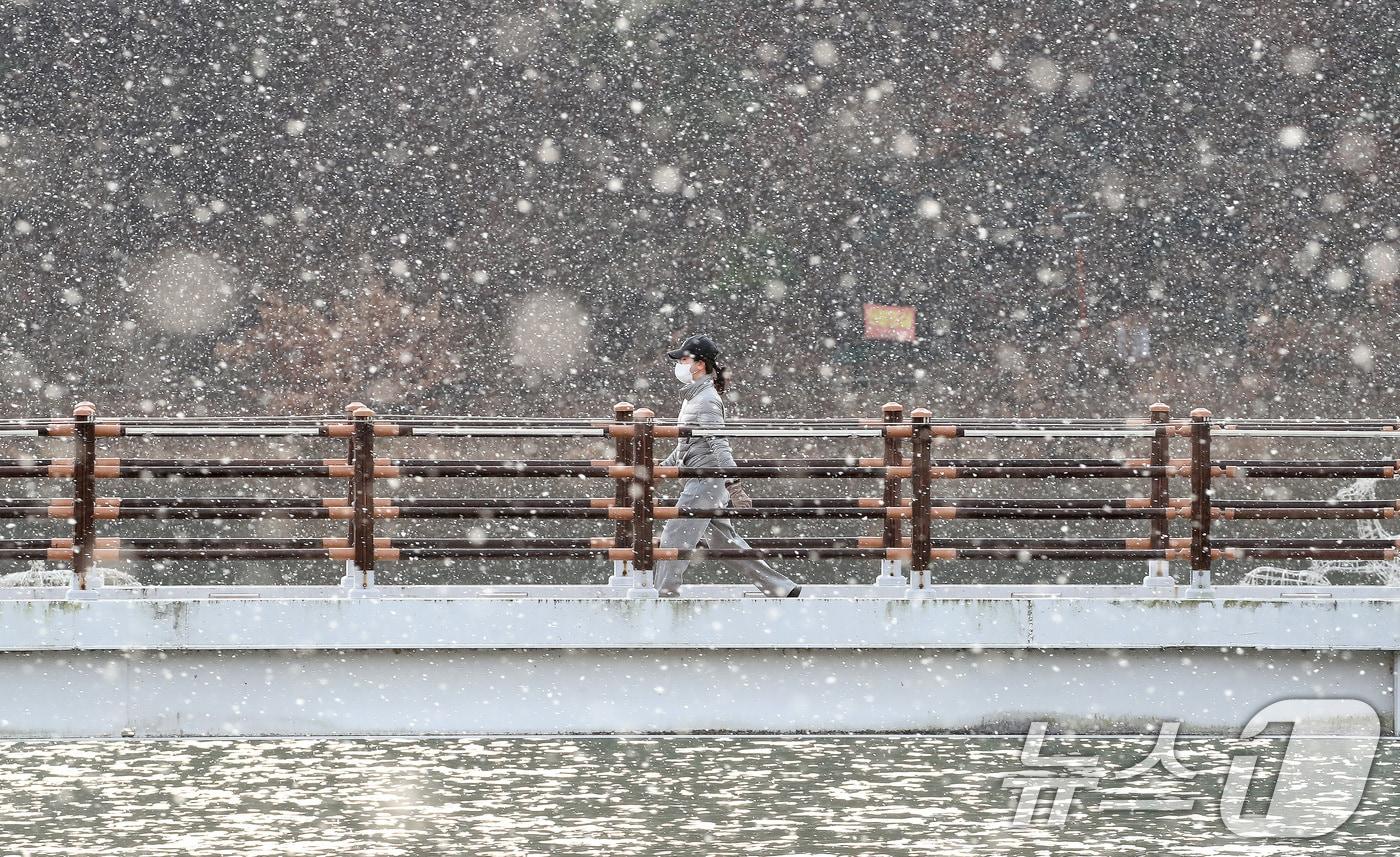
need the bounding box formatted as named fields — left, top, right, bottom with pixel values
left=1245, top=479, right=1400, bottom=587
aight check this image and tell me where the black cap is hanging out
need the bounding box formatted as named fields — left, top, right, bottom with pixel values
left=666, top=333, right=720, bottom=366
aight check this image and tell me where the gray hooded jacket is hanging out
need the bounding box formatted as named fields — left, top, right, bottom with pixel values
left=659, top=372, right=737, bottom=475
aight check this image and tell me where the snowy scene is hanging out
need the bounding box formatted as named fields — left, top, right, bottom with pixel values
left=0, top=0, right=1398, bottom=854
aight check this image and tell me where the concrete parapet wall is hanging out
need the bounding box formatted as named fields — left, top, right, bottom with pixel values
left=0, top=584, right=1395, bottom=737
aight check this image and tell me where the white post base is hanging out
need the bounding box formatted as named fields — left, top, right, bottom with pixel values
left=339, top=560, right=357, bottom=589
left=608, top=559, right=633, bottom=589
left=904, top=570, right=932, bottom=599
left=1184, top=569, right=1214, bottom=599
left=875, top=559, right=907, bottom=587
left=66, top=569, right=102, bottom=601
left=341, top=562, right=382, bottom=598
left=628, top=568, right=659, bottom=599
left=1142, top=559, right=1175, bottom=587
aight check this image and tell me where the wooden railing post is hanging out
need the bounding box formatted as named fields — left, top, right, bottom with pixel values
left=344, top=402, right=364, bottom=549
left=351, top=406, right=376, bottom=587
left=909, top=408, right=933, bottom=590
left=71, top=402, right=97, bottom=592
left=877, top=402, right=907, bottom=586
left=1187, top=407, right=1214, bottom=597
left=609, top=401, right=635, bottom=587
left=1144, top=402, right=1174, bottom=588
left=630, top=407, right=656, bottom=593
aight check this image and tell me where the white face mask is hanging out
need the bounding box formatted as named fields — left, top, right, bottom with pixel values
left=673, top=361, right=694, bottom=383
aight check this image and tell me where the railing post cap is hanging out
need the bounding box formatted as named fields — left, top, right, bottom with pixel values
left=1150, top=402, right=1170, bottom=413
left=1190, top=407, right=1212, bottom=420
left=633, top=407, right=655, bottom=420
left=345, top=401, right=366, bottom=414
left=882, top=402, right=904, bottom=413
left=352, top=407, right=375, bottom=419
left=614, top=401, right=634, bottom=413
left=73, top=402, right=96, bottom=418
left=911, top=407, right=932, bottom=419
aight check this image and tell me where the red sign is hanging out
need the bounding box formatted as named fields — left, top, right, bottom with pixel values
left=863, top=304, right=916, bottom=342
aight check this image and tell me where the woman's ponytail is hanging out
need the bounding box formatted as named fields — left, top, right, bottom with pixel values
left=713, top=363, right=738, bottom=417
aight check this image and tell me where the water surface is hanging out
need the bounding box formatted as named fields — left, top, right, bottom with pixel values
left=2, top=736, right=1395, bottom=855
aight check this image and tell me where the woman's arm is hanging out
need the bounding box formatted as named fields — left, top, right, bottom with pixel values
left=693, top=392, right=751, bottom=506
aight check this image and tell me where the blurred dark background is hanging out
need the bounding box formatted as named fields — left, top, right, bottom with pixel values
left=2, top=0, right=1396, bottom=421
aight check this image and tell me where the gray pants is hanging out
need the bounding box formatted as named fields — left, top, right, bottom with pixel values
left=653, top=478, right=797, bottom=597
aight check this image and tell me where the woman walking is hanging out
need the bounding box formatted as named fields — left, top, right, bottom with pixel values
left=653, top=334, right=802, bottom=598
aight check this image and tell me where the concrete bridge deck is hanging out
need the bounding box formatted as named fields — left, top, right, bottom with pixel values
left=0, top=583, right=1396, bottom=738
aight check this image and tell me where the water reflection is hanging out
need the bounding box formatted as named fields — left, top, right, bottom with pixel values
left=0, top=737, right=1394, bottom=854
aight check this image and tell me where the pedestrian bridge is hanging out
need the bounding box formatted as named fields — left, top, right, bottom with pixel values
left=2, top=405, right=1399, bottom=736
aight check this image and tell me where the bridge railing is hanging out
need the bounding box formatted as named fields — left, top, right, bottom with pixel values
left=2, top=401, right=1398, bottom=594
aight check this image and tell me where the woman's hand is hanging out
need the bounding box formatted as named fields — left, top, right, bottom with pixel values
left=725, top=479, right=754, bottom=509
